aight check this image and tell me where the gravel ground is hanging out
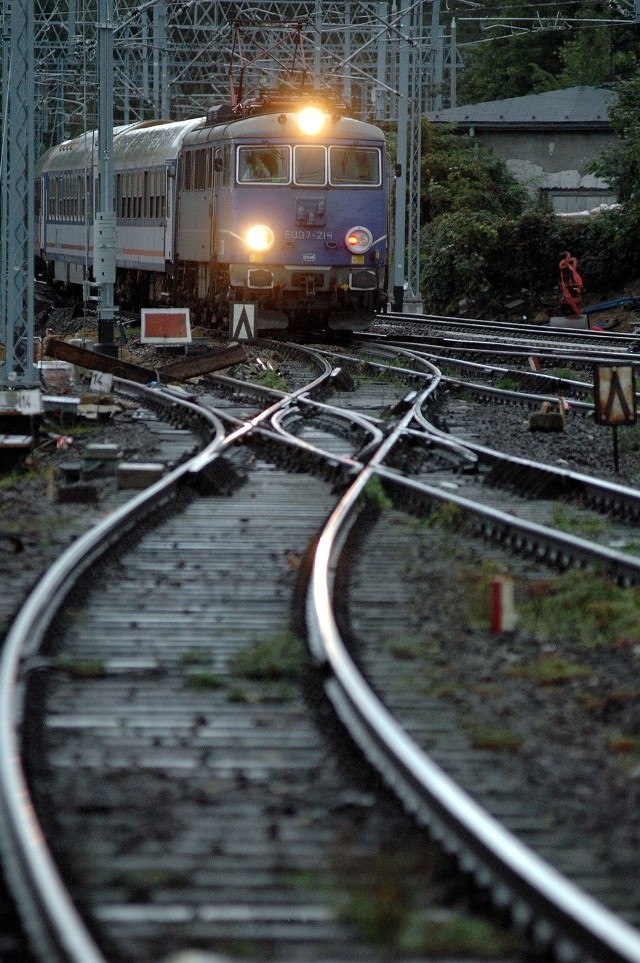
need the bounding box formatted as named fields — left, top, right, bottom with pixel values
left=3, top=344, right=640, bottom=956
left=455, top=395, right=640, bottom=487
left=0, top=400, right=170, bottom=962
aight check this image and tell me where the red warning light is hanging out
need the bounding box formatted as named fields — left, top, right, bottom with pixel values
left=344, top=226, right=373, bottom=254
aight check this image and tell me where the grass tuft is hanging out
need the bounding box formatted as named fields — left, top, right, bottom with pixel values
left=519, top=570, right=640, bottom=647
left=56, top=656, right=106, bottom=679
left=508, top=655, right=591, bottom=686
left=230, top=632, right=305, bottom=680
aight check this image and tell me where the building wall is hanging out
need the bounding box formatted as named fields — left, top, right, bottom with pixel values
left=471, top=129, right=616, bottom=213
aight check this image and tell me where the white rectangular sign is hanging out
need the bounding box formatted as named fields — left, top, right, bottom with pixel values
left=90, top=371, right=114, bottom=394
left=0, top=389, right=42, bottom=415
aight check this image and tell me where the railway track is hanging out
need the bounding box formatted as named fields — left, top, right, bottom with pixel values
left=3, top=329, right=640, bottom=961
left=374, top=310, right=640, bottom=354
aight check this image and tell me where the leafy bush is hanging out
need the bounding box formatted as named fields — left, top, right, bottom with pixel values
left=418, top=124, right=568, bottom=316
left=421, top=123, right=525, bottom=224
left=416, top=85, right=640, bottom=316
left=420, top=211, right=504, bottom=315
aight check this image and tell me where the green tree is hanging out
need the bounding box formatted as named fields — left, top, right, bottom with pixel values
left=419, top=207, right=566, bottom=317
left=418, top=124, right=568, bottom=316
left=421, top=122, right=525, bottom=224
left=457, top=2, right=637, bottom=104
left=589, top=74, right=640, bottom=201
left=533, top=5, right=638, bottom=91
left=457, top=1, right=569, bottom=104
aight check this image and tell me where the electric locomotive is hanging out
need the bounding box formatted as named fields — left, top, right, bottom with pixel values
left=35, top=88, right=390, bottom=333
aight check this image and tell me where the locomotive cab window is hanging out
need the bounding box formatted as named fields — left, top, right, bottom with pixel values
left=237, top=146, right=290, bottom=184
left=214, top=145, right=230, bottom=187
left=329, top=146, right=381, bottom=186
left=293, top=145, right=326, bottom=186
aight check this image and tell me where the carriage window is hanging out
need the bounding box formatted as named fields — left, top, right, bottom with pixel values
left=134, top=171, right=143, bottom=218
left=237, top=146, right=289, bottom=184
left=194, top=149, right=208, bottom=191
left=215, top=144, right=231, bottom=187
left=151, top=169, right=162, bottom=219
left=82, top=173, right=90, bottom=219
left=183, top=152, right=193, bottom=191
left=329, top=147, right=381, bottom=186
left=294, top=145, right=326, bottom=185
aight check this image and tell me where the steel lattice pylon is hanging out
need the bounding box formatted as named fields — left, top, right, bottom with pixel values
left=31, top=1, right=403, bottom=152
left=1, top=0, right=459, bottom=376
left=1, top=0, right=38, bottom=390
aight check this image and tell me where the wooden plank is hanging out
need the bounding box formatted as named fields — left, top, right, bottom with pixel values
left=156, top=342, right=246, bottom=379
left=44, top=338, right=155, bottom=384
left=43, top=337, right=247, bottom=384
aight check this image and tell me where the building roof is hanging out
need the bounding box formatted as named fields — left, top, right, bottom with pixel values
left=426, top=85, right=617, bottom=130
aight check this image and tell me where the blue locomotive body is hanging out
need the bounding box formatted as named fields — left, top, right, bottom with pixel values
left=35, top=95, right=390, bottom=332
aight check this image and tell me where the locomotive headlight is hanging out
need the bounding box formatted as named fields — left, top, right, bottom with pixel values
left=345, top=226, right=373, bottom=254
left=297, top=106, right=325, bottom=136
left=246, top=224, right=275, bottom=252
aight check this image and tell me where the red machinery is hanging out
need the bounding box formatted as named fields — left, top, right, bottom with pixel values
left=558, top=251, right=583, bottom=316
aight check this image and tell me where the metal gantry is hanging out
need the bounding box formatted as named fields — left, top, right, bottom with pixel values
left=2, top=1, right=459, bottom=380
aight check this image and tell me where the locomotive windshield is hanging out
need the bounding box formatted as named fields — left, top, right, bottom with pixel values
left=293, top=145, right=326, bottom=185
left=236, top=144, right=382, bottom=187
left=238, top=147, right=289, bottom=183
left=329, top=147, right=380, bottom=186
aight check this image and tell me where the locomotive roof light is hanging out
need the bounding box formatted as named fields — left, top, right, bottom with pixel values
left=345, top=226, right=373, bottom=254
left=246, top=224, right=275, bottom=252
left=297, top=106, right=325, bottom=136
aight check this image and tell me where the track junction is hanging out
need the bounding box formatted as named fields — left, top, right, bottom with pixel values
left=3, top=315, right=640, bottom=962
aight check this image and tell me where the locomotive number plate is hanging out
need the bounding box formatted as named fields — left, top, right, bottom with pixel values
left=285, top=230, right=334, bottom=240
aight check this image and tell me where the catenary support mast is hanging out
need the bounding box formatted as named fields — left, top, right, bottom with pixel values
left=95, top=0, right=117, bottom=354
left=0, top=0, right=38, bottom=390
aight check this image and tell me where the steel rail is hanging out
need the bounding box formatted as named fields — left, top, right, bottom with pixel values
left=7, top=357, right=640, bottom=962
left=380, top=310, right=640, bottom=345
left=0, top=347, right=345, bottom=961
left=306, top=462, right=640, bottom=963
left=1, top=345, right=343, bottom=960
left=270, top=400, right=384, bottom=459
left=306, top=372, right=640, bottom=962
left=377, top=343, right=597, bottom=401
left=0, top=354, right=380, bottom=961
left=0, top=381, right=227, bottom=963
left=315, top=341, right=598, bottom=413
left=366, top=326, right=640, bottom=363
left=272, top=342, right=640, bottom=539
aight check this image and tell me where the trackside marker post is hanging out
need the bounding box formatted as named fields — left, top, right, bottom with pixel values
left=490, top=576, right=517, bottom=634
left=594, top=364, right=637, bottom=473
left=231, top=304, right=256, bottom=340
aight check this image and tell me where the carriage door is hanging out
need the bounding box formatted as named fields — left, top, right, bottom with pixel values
left=210, top=145, right=223, bottom=261
left=164, top=161, right=177, bottom=262
left=211, top=144, right=230, bottom=262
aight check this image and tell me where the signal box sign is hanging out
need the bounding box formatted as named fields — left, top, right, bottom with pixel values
left=141, top=308, right=191, bottom=344
left=594, top=364, right=636, bottom=426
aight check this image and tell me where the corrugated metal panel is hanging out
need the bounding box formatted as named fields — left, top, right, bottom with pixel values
left=543, top=190, right=618, bottom=214
left=113, top=118, right=205, bottom=166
